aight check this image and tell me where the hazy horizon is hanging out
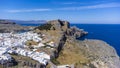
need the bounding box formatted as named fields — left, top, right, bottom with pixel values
left=0, top=0, right=120, bottom=24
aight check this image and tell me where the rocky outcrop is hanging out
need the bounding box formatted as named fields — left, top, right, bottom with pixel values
left=34, top=19, right=120, bottom=68
left=57, top=37, right=120, bottom=68
left=47, top=19, right=70, bottom=31
left=66, top=26, right=88, bottom=38
left=35, top=19, right=87, bottom=38
left=34, top=20, right=88, bottom=57
left=83, top=39, right=120, bottom=68
left=47, top=20, right=88, bottom=38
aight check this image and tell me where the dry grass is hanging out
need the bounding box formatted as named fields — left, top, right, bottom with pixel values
left=25, top=40, right=38, bottom=46
left=34, top=30, right=64, bottom=49
left=56, top=39, right=90, bottom=67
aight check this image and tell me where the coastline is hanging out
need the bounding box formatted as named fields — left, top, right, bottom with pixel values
left=72, top=24, right=120, bottom=56
left=0, top=20, right=119, bottom=68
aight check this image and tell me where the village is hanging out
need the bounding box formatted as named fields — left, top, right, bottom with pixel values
left=0, top=31, right=53, bottom=65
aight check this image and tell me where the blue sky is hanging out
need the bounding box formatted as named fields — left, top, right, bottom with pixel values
left=0, top=0, right=120, bottom=24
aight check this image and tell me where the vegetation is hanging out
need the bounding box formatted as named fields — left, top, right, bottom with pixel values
left=35, top=23, right=52, bottom=30
left=51, top=58, right=60, bottom=65
left=25, top=40, right=38, bottom=46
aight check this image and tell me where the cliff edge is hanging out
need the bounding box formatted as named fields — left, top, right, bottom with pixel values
left=35, top=20, right=120, bottom=68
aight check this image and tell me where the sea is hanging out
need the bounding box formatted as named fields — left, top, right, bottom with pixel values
left=21, top=24, right=120, bottom=56
left=71, top=24, right=120, bottom=56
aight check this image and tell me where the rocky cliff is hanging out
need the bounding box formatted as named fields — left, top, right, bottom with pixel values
left=58, top=38, right=120, bottom=68
left=35, top=20, right=120, bottom=68
left=34, top=20, right=88, bottom=57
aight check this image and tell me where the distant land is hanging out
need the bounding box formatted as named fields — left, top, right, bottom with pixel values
left=0, top=19, right=34, bottom=33
left=0, top=19, right=46, bottom=24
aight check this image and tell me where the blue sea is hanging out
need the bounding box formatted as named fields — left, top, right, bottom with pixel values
left=71, top=24, right=120, bottom=56
left=21, top=24, right=120, bottom=56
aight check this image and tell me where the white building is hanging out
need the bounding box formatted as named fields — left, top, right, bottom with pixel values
left=0, top=32, right=51, bottom=65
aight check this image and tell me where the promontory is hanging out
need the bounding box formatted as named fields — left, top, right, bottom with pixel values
left=0, top=19, right=119, bottom=68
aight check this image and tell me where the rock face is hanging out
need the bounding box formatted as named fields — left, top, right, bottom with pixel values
left=34, top=19, right=88, bottom=55
left=47, top=20, right=70, bottom=31
left=66, top=26, right=88, bottom=38
left=83, top=39, right=120, bottom=68
left=34, top=19, right=120, bottom=68
left=47, top=20, right=88, bottom=38
left=35, top=19, right=87, bottom=38
left=57, top=37, right=120, bottom=68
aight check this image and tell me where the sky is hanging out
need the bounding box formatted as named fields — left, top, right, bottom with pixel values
left=0, top=0, right=120, bottom=24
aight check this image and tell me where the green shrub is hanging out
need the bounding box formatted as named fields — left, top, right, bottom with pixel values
left=51, top=58, right=60, bottom=65
left=35, top=23, right=52, bottom=30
